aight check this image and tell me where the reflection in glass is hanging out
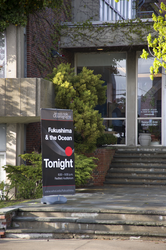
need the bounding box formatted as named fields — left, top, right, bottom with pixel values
left=137, top=56, right=162, bottom=118
left=77, top=54, right=126, bottom=114
left=137, top=119, right=161, bottom=145
left=77, top=52, right=126, bottom=145
left=103, top=119, right=126, bottom=145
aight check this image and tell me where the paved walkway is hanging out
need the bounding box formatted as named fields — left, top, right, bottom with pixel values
left=1, top=238, right=166, bottom=250
left=66, top=186, right=166, bottom=212
left=2, top=185, right=166, bottom=213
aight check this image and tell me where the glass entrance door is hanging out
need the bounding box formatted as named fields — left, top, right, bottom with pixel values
left=76, top=52, right=126, bottom=145
left=137, top=54, right=162, bottom=145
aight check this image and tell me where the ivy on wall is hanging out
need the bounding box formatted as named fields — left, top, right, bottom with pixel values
left=25, top=0, right=161, bottom=78
left=0, top=0, right=62, bottom=32
left=27, top=0, right=71, bottom=78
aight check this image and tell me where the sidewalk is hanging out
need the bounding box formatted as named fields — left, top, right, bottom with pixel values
left=23, top=185, right=166, bottom=213
left=1, top=185, right=166, bottom=217
left=1, top=238, right=166, bottom=250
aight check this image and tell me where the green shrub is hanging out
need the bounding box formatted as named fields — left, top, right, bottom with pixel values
left=75, top=154, right=98, bottom=186
left=96, top=133, right=117, bottom=147
left=3, top=152, right=42, bottom=199
left=46, top=63, right=107, bottom=153
left=3, top=151, right=98, bottom=198
left=0, top=181, right=10, bottom=200
left=105, top=133, right=117, bottom=145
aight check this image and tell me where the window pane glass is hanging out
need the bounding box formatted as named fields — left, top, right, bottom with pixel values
left=138, top=119, right=161, bottom=145
left=77, top=52, right=126, bottom=145
left=137, top=56, right=162, bottom=118
left=77, top=52, right=126, bottom=119
left=105, top=119, right=126, bottom=145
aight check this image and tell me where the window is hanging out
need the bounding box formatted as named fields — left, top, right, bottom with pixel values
left=76, top=52, right=126, bottom=144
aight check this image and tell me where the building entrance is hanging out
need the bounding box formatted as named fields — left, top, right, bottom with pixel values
left=75, top=51, right=163, bottom=146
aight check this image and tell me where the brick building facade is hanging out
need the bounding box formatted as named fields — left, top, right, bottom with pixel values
left=25, top=1, right=72, bottom=154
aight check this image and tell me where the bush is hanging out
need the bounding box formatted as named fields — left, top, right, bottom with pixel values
left=3, top=152, right=42, bottom=199
left=75, top=154, right=97, bottom=186
left=46, top=63, right=107, bottom=153
left=3, top=151, right=98, bottom=198
left=0, top=181, right=10, bottom=200
left=96, top=133, right=117, bottom=147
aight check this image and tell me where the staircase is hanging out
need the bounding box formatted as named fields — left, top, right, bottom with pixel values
left=104, top=147, right=166, bottom=186
left=4, top=147, right=166, bottom=240
left=5, top=206, right=166, bottom=239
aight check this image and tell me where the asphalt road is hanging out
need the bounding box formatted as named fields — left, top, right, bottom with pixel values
left=1, top=238, right=166, bottom=250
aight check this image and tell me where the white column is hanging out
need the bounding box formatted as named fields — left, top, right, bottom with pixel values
left=6, top=25, right=24, bottom=78
left=126, top=51, right=137, bottom=146
left=162, top=67, right=166, bottom=146
left=6, top=124, right=17, bottom=166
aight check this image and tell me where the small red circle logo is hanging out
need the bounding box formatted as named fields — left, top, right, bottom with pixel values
left=65, top=146, right=73, bottom=156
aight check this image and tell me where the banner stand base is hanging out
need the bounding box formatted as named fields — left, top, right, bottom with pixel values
left=41, top=195, right=67, bottom=204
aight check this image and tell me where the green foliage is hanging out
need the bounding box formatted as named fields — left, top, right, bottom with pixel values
left=0, top=181, right=10, bottom=201
left=48, top=63, right=107, bottom=153
left=3, top=152, right=42, bottom=199
left=141, top=2, right=166, bottom=79
left=0, top=0, right=62, bottom=32
left=3, top=151, right=98, bottom=197
left=75, top=154, right=97, bottom=186
left=96, top=133, right=117, bottom=147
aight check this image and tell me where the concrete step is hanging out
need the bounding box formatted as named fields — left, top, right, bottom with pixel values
left=105, top=147, right=166, bottom=186
left=5, top=199, right=166, bottom=239
left=106, top=172, right=166, bottom=178
left=5, top=228, right=166, bottom=239
left=108, top=169, right=166, bottom=174
left=104, top=180, right=166, bottom=185
left=7, top=207, right=166, bottom=239
left=116, top=147, right=166, bottom=152
left=10, top=217, right=166, bottom=232
left=114, top=154, right=166, bottom=158
left=105, top=175, right=166, bottom=181
left=109, top=165, right=166, bottom=169
left=114, top=150, right=166, bottom=155
left=112, top=158, right=166, bottom=163
left=15, top=207, right=166, bottom=221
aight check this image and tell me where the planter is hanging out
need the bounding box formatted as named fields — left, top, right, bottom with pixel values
left=139, top=133, right=151, bottom=146
left=151, top=141, right=160, bottom=146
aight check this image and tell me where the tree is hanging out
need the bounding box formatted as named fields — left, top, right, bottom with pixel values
left=141, top=2, right=166, bottom=79
left=0, top=0, right=62, bottom=32
left=47, top=63, right=107, bottom=153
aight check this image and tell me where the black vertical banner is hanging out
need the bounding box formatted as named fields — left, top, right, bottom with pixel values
left=41, top=108, right=75, bottom=196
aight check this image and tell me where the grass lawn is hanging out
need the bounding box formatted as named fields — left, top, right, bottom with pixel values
left=0, top=200, right=29, bottom=209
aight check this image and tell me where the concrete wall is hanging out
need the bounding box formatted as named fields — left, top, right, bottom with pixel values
left=61, top=21, right=155, bottom=49
left=6, top=25, right=24, bottom=78
left=0, top=78, right=55, bottom=123
left=71, top=0, right=100, bottom=22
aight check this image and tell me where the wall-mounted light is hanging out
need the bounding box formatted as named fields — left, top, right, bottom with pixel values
left=97, top=48, right=103, bottom=51
left=51, top=49, right=65, bottom=58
